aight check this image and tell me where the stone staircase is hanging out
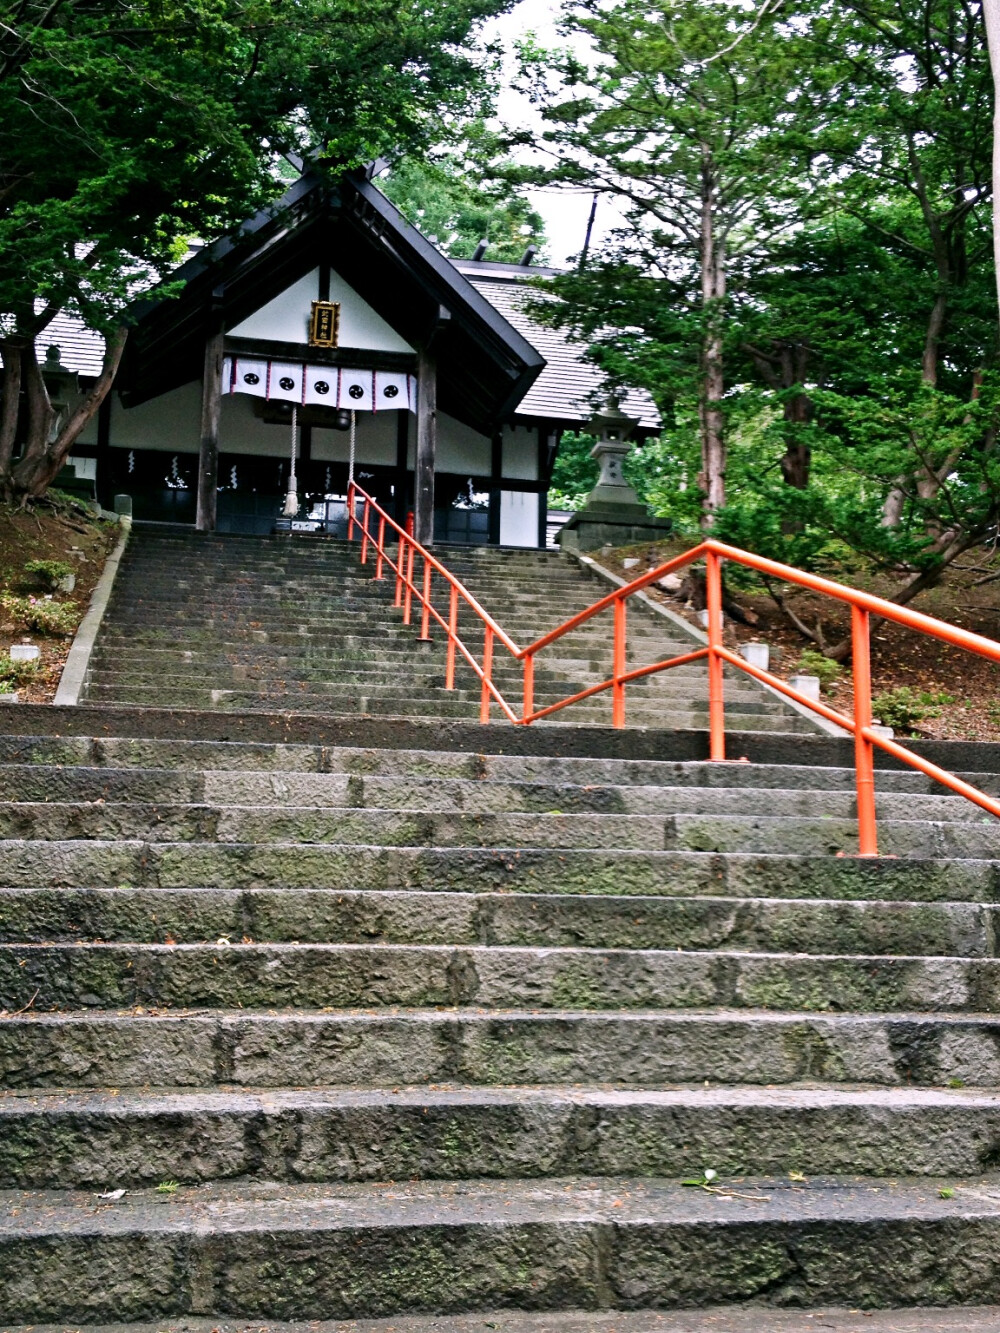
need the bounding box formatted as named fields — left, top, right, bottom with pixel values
left=3, top=708, right=1000, bottom=1324
left=81, top=525, right=816, bottom=732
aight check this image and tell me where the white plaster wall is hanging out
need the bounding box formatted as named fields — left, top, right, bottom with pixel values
left=500, top=490, right=539, bottom=547
left=109, top=382, right=201, bottom=452
left=229, top=267, right=414, bottom=353
left=312, top=411, right=398, bottom=465
left=66, top=454, right=97, bottom=480
left=437, top=412, right=490, bottom=475
left=503, top=424, right=538, bottom=480
left=219, top=393, right=290, bottom=456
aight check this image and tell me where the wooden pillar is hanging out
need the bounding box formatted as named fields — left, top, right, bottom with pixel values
left=395, top=409, right=409, bottom=524
left=414, top=348, right=436, bottom=546
left=196, top=329, right=224, bottom=532
left=488, top=430, right=502, bottom=545
left=95, top=392, right=112, bottom=508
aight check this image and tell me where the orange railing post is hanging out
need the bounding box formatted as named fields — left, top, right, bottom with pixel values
left=374, top=515, right=386, bottom=580
left=705, top=548, right=726, bottom=761
left=523, top=651, right=535, bottom=722
left=852, top=604, right=878, bottom=856
left=394, top=533, right=405, bottom=607
left=347, top=483, right=355, bottom=541
left=418, top=558, right=432, bottom=642
left=360, top=498, right=371, bottom=564
left=612, top=595, right=627, bottom=728
left=480, top=626, right=494, bottom=724
left=403, top=540, right=414, bottom=626
left=445, top=585, right=458, bottom=689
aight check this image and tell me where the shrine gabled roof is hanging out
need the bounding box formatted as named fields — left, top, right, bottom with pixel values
left=117, top=169, right=544, bottom=434
left=455, top=260, right=661, bottom=432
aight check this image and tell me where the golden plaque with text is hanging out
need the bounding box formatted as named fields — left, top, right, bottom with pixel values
left=309, top=300, right=340, bottom=348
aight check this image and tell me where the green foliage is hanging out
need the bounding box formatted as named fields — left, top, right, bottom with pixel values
left=381, top=155, right=546, bottom=262
left=548, top=431, right=598, bottom=509
left=0, top=594, right=78, bottom=636
left=515, top=0, right=998, bottom=616
left=0, top=0, right=507, bottom=330
left=795, top=650, right=842, bottom=693
left=0, top=659, right=38, bottom=691
left=871, top=687, right=955, bottom=734
left=23, top=559, right=73, bottom=589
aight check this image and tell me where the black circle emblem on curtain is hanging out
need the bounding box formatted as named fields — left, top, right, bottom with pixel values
left=348, top=384, right=364, bottom=399
left=314, top=381, right=330, bottom=395
left=279, top=377, right=295, bottom=391
left=383, top=384, right=399, bottom=398
left=243, top=372, right=260, bottom=385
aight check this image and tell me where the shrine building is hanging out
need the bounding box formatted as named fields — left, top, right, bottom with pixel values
left=34, top=166, right=658, bottom=546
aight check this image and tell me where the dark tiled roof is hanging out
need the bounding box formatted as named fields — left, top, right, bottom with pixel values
left=0, top=311, right=106, bottom=378
left=457, top=264, right=660, bottom=430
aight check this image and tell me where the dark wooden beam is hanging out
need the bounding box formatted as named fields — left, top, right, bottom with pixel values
left=224, top=336, right=416, bottom=373
left=488, top=430, right=502, bottom=545
left=196, top=328, right=224, bottom=531
left=395, top=409, right=409, bottom=525
left=95, top=392, right=112, bottom=508
left=414, top=349, right=436, bottom=546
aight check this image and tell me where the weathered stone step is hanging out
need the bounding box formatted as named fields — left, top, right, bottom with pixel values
left=0, top=840, right=994, bottom=900
left=2, top=1084, right=998, bottom=1189
left=84, top=673, right=775, bottom=711
left=4, top=1309, right=1000, bottom=1333
left=1, top=768, right=987, bottom=821
left=4, top=1174, right=1000, bottom=1323
left=2, top=802, right=999, bottom=858
left=4, top=941, right=996, bottom=1013
left=80, top=688, right=814, bottom=730
left=1, top=887, right=989, bottom=957
left=1, top=742, right=987, bottom=796
left=3, top=1007, right=999, bottom=1088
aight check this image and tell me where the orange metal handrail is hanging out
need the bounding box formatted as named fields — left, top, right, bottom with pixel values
left=346, top=483, right=1000, bottom=856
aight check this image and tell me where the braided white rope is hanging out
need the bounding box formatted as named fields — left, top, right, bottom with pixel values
left=281, top=405, right=299, bottom=518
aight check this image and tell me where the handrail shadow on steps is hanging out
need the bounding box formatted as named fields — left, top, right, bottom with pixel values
left=346, top=481, right=1000, bottom=856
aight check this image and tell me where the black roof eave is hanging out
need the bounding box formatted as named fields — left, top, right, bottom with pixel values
left=119, top=170, right=544, bottom=433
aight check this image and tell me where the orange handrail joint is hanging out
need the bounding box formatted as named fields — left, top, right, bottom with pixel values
left=346, top=482, right=1000, bottom=856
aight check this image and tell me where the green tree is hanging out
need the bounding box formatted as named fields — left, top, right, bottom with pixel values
left=509, top=0, right=807, bottom=522
left=0, top=0, right=507, bottom=502
left=380, top=155, right=546, bottom=262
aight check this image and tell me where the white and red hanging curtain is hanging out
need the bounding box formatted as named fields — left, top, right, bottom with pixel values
left=223, top=357, right=415, bottom=412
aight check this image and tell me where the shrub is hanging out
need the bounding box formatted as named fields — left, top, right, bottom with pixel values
left=795, top=649, right=842, bottom=693
left=23, top=559, right=73, bottom=589
left=0, top=659, right=38, bottom=690
left=871, top=686, right=955, bottom=734
left=0, top=594, right=78, bottom=636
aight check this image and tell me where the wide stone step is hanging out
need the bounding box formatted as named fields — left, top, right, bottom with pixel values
left=4, top=1006, right=997, bottom=1087
left=1, top=743, right=984, bottom=795
left=85, top=672, right=773, bottom=709
left=1, top=1084, right=997, bottom=1189
left=1, top=802, right=998, bottom=856
left=4, top=941, right=995, bottom=1013
left=1, top=887, right=988, bottom=957
left=0, top=839, right=993, bottom=899
left=4, top=1174, right=1000, bottom=1323
left=1, top=768, right=987, bottom=820
left=3, top=1310, right=999, bottom=1333
left=81, top=689, right=814, bottom=730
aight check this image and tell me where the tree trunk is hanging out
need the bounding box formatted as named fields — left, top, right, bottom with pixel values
left=9, top=327, right=127, bottom=500
left=0, top=339, right=23, bottom=476
left=697, top=147, right=726, bottom=523
left=984, top=0, right=1000, bottom=337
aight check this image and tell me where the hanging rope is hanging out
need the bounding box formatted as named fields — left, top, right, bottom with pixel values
left=281, top=404, right=299, bottom=518
left=348, top=409, right=356, bottom=484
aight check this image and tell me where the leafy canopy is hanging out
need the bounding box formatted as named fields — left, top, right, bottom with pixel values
left=0, top=0, right=510, bottom=334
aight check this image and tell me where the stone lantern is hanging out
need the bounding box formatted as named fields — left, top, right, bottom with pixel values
left=557, top=395, right=672, bottom=552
